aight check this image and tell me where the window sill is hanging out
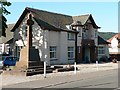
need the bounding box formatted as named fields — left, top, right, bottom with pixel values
left=68, top=58, right=75, bottom=60
left=68, top=39, right=75, bottom=41
left=50, top=58, right=58, bottom=61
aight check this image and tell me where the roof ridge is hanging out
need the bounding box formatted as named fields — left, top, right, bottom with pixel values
left=72, top=14, right=91, bottom=17
left=26, top=7, right=72, bottom=17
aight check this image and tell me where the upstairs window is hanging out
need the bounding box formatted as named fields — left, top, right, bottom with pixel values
left=95, top=30, right=97, bottom=38
left=68, top=33, right=75, bottom=40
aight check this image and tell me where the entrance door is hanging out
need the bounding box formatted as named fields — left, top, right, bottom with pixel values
left=83, top=47, right=90, bottom=63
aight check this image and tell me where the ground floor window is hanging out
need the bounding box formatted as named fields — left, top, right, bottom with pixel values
left=98, top=47, right=105, bottom=54
left=50, top=46, right=57, bottom=60
left=16, top=46, right=23, bottom=58
left=68, top=47, right=74, bottom=60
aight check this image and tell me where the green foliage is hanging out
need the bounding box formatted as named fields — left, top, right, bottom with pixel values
left=1, top=1, right=11, bottom=15
left=0, top=1, right=11, bottom=37
left=98, top=32, right=117, bottom=40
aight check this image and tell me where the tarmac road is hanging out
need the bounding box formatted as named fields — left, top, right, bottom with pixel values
left=2, top=68, right=118, bottom=89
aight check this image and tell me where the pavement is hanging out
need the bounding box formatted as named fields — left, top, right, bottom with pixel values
left=1, top=62, right=118, bottom=87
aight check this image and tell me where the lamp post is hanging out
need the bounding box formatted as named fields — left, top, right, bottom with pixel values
left=71, top=21, right=83, bottom=63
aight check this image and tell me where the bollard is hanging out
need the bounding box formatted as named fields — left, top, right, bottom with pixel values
left=44, top=61, right=46, bottom=78
left=96, top=61, right=99, bottom=70
left=74, top=62, right=77, bottom=74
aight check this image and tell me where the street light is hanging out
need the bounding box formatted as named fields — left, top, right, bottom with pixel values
left=71, top=21, right=83, bottom=63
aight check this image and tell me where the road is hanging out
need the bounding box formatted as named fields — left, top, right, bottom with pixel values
left=2, top=68, right=118, bottom=90
left=46, top=70, right=118, bottom=88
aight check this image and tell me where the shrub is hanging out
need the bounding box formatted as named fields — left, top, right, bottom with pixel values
left=99, top=55, right=108, bottom=62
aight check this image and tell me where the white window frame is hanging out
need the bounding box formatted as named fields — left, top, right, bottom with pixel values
left=68, top=47, right=74, bottom=60
left=50, top=46, right=57, bottom=60
left=68, top=33, right=75, bottom=40
left=0, top=44, right=2, bottom=54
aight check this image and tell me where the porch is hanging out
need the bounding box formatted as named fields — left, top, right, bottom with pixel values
left=77, top=39, right=98, bottom=63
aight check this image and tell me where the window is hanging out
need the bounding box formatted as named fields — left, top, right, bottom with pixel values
left=95, top=30, right=97, bottom=38
left=98, top=47, right=105, bottom=54
left=16, top=46, right=23, bottom=58
left=50, top=46, right=57, bottom=60
left=78, top=32, right=81, bottom=37
left=66, top=25, right=72, bottom=30
left=68, top=47, right=74, bottom=60
left=0, top=44, right=2, bottom=54
left=68, top=33, right=75, bottom=40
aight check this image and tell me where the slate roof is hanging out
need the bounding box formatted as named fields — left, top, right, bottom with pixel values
left=11, top=7, right=100, bottom=32
left=0, top=24, right=14, bottom=43
left=98, top=35, right=110, bottom=45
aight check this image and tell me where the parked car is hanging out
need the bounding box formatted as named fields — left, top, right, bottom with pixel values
left=0, top=60, right=3, bottom=68
left=0, top=56, right=4, bottom=69
left=2, top=56, right=19, bottom=67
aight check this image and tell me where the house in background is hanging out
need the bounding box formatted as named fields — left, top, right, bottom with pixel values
left=0, top=24, right=14, bottom=56
left=98, top=36, right=110, bottom=62
left=107, top=33, right=120, bottom=61
left=11, top=7, right=100, bottom=65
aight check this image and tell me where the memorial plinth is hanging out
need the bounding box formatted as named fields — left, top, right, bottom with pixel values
left=14, top=14, right=43, bottom=76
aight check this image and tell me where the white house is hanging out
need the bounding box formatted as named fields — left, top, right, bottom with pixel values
left=11, top=7, right=100, bottom=65
left=107, top=33, right=120, bottom=60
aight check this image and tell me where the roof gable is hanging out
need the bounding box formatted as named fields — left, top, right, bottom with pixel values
left=72, top=14, right=100, bottom=29
left=98, top=35, right=110, bottom=45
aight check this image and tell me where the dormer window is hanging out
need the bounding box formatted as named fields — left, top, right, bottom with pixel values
left=66, top=25, right=72, bottom=30
left=72, top=26, right=77, bottom=30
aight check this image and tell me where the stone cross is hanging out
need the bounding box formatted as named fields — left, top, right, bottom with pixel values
left=27, top=14, right=34, bottom=47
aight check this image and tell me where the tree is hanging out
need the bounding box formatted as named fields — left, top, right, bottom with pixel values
left=0, top=0, right=11, bottom=37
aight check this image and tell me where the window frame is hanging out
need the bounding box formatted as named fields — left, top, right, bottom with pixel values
left=68, top=47, right=74, bottom=60
left=98, top=47, right=105, bottom=54
left=50, top=46, right=57, bottom=60
left=67, top=33, right=75, bottom=40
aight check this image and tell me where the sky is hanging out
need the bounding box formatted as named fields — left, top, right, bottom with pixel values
left=5, top=1, right=118, bottom=33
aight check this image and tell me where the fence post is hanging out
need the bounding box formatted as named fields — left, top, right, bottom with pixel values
left=74, top=62, right=77, bottom=74
left=44, top=61, right=46, bottom=78
left=96, top=61, right=99, bottom=70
